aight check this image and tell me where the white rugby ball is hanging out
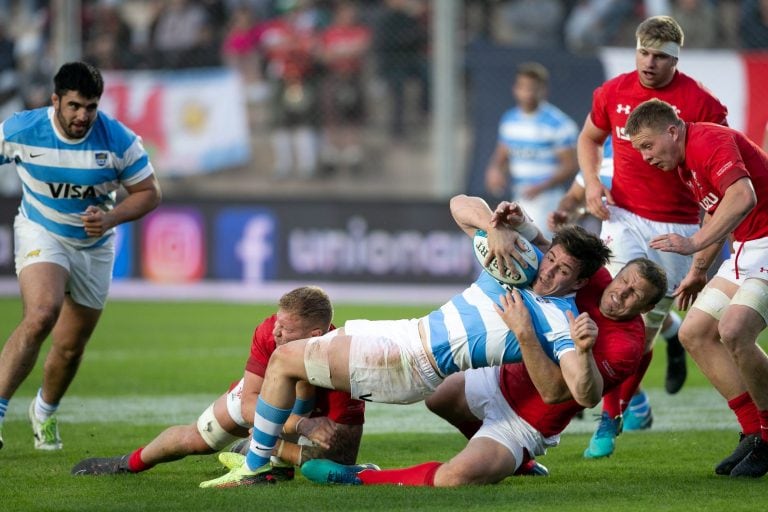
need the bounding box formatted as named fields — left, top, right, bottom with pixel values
left=473, top=229, right=541, bottom=286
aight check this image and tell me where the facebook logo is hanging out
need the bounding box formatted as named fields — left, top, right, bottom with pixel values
left=214, top=208, right=278, bottom=282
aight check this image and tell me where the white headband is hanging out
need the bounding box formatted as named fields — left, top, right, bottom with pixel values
left=636, top=39, right=680, bottom=58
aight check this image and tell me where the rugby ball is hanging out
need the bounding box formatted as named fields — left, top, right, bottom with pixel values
left=473, top=229, right=541, bottom=286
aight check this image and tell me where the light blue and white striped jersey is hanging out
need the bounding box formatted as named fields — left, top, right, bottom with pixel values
left=498, top=102, right=578, bottom=187
left=422, top=271, right=578, bottom=376
left=575, top=136, right=613, bottom=189
left=0, top=106, right=154, bottom=249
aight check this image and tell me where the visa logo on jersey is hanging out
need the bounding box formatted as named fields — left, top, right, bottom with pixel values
left=47, top=183, right=97, bottom=199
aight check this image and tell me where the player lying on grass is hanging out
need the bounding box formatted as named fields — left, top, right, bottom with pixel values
left=71, top=287, right=366, bottom=483
left=198, top=194, right=612, bottom=488
left=301, top=257, right=667, bottom=486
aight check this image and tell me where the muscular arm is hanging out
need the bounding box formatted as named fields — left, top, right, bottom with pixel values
left=82, top=174, right=162, bottom=237
left=557, top=312, right=602, bottom=408
left=277, top=421, right=363, bottom=466
left=689, top=178, right=755, bottom=252
left=578, top=117, right=611, bottom=220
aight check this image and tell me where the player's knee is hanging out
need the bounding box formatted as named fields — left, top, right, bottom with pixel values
left=197, top=404, right=240, bottom=451
left=21, top=304, right=60, bottom=339
left=269, top=343, right=304, bottom=375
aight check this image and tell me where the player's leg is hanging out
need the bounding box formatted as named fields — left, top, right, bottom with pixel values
left=0, top=261, right=68, bottom=449
left=678, top=277, right=761, bottom=475
left=425, top=372, right=482, bottom=439
left=718, top=278, right=768, bottom=477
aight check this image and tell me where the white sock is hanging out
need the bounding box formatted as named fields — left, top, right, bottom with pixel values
left=662, top=311, right=682, bottom=339
left=34, top=388, right=58, bottom=421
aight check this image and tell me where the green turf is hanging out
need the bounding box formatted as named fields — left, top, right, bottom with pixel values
left=0, top=298, right=766, bottom=511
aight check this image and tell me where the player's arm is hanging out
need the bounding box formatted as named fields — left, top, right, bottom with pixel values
left=673, top=213, right=727, bottom=311
left=81, top=174, right=162, bottom=237
left=688, top=177, right=755, bottom=252
left=494, top=289, right=572, bottom=403
left=548, top=179, right=586, bottom=232
left=239, top=369, right=264, bottom=422
left=484, top=142, right=510, bottom=196
left=278, top=421, right=363, bottom=466
left=577, top=116, right=611, bottom=220
left=557, top=311, right=602, bottom=408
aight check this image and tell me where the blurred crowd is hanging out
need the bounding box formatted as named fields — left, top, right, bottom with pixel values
left=1, top=0, right=768, bottom=184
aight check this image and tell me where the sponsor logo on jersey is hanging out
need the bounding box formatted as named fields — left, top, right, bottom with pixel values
left=48, top=183, right=97, bottom=199
left=616, top=104, right=631, bottom=114
left=699, top=192, right=719, bottom=210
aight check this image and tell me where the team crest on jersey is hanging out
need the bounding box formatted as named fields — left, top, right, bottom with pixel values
left=94, top=152, right=108, bottom=166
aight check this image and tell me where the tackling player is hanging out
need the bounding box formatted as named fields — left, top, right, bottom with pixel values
left=628, top=99, right=768, bottom=478
left=198, top=194, right=612, bottom=488
left=577, top=15, right=729, bottom=459
left=301, top=258, right=667, bottom=486
left=71, top=287, right=366, bottom=482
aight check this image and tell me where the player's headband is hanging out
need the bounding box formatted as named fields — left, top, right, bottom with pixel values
left=636, top=39, right=680, bottom=58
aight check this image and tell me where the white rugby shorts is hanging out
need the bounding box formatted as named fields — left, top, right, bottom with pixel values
left=600, top=205, right=697, bottom=295
left=464, top=366, right=559, bottom=470
left=14, top=214, right=114, bottom=309
left=344, top=318, right=443, bottom=404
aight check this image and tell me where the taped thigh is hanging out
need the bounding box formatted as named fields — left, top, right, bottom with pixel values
left=691, top=286, right=731, bottom=322
left=197, top=404, right=240, bottom=450
left=730, top=278, right=768, bottom=326
left=304, top=335, right=335, bottom=389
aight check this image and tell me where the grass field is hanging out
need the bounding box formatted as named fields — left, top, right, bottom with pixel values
left=0, top=297, right=766, bottom=511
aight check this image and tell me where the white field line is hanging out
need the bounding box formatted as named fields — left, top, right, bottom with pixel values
left=6, top=388, right=737, bottom=434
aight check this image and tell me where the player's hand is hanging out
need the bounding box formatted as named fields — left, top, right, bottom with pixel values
left=489, top=201, right=531, bottom=228
left=649, top=233, right=698, bottom=255
left=485, top=227, right=531, bottom=278
left=567, top=310, right=597, bottom=353
left=672, top=270, right=708, bottom=311
left=81, top=205, right=114, bottom=237
left=296, top=416, right=336, bottom=450
left=585, top=182, right=612, bottom=221
left=548, top=210, right=570, bottom=233
left=493, top=289, right=535, bottom=343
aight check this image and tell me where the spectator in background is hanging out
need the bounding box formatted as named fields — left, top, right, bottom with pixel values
left=491, top=0, right=565, bottom=48
left=484, top=62, right=579, bottom=241
left=565, top=0, right=637, bottom=53
left=318, top=1, right=371, bottom=174
left=82, top=1, right=135, bottom=70
left=221, top=4, right=267, bottom=104
left=260, top=0, right=322, bottom=179
left=373, top=0, right=429, bottom=139
left=0, top=19, right=22, bottom=196
left=150, top=0, right=216, bottom=69
left=740, top=0, right=768, bottom=48
left=670, top=0, right=718, bottom=47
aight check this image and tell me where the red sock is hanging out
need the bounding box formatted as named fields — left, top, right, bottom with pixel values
left=359, top=462, right=442, bottom=486
left=127, top=447, right=153, bottom=473
left=619, top=350, right=653, bottom=411
left=757, top=409, right=768, bottom=443
left=456, top=420, right=482, bottom=440
left=727, top=392, right=760, bottom=435
left=602, top=386, right=621, bottom=418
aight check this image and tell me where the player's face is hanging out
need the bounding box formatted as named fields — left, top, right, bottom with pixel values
left=635, top=47, right=677, bottom=88
left=273, top=309, right=316, bottom=346
left=531, top=245, right=583, bottom=297
left=599, top=264, right=657, bottom=320
left=513, top=75, right=545, bottom=113
left=630, top=125, right=681, bottom=171
left=52, top=90, right=100, bottom=140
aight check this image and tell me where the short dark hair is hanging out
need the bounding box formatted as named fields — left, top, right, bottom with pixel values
left=623, top=258, right=668, bottom=307
left=516, top=62, right=549, bottom=87
left=551, top=225, right=612, bottom=279
left=54, top=61, right=104, bottom=99
left=279, top=286, right=333, bottom=332
left=624, top=99, right=682, bottom=137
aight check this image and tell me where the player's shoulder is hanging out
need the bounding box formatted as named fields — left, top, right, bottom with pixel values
left=1, top=107, right=50, bottom=139
left=93, top=111, right=139, bottom=149
left=597, top=72, right=636, bottom=94
left=539, top=102, right=577, bottom=125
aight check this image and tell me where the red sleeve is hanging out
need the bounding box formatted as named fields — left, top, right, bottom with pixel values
left=589, top=81, right=612, bottom=133
left=312, top=389, right=365, bottom=425
left=245, top=316, right=277, bottom=377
